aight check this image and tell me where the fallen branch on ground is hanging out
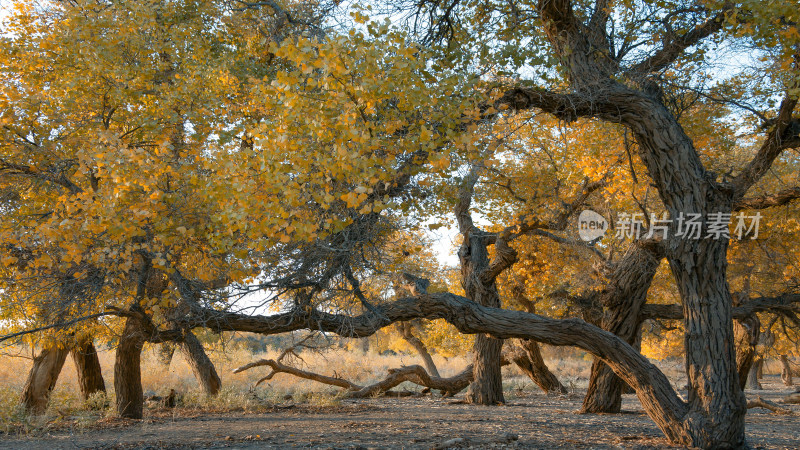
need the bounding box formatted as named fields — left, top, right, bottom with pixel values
left=233, top=357, right=510, bottom=398
left=746, top=396, right=794, bottom=414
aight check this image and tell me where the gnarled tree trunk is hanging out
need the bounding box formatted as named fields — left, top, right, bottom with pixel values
left=114, top=316, right=145, bottom=419
left=71, top=338, right=106, bottom=400
left=457, top=171, right=505, bottom=405
left=465, top=333, right=505, bottom=404
left=642, top=121, right=746, bottom=447
left=21, top=345, right=69, bottom=414
left=179, top=331, right=221, bottom=396
left=582, top=242, right=662, bottom=413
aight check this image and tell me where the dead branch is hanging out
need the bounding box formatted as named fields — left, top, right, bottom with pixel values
left=233, top=358, right=359, bottom=390
left=234, top=356, right=511, bottom=399
left=746, top=396, right=794, bottom=415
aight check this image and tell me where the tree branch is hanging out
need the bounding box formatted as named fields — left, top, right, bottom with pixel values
left=641, top=294, right=800, bottom=321
left=625, top=7, right=731, bottom=76
left=734, top=186, right=800, bottom=211
left=733, top=87, right=799, bottom=195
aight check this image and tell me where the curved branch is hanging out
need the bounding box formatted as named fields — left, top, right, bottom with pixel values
left=183, top=285, right=690, bottom=442
left=625, top=7, right=731, bottom=76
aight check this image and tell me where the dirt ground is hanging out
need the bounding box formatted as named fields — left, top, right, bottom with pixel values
left=2, top=377, right=798, bottom=449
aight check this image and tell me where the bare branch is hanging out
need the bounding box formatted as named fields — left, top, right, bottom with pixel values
left=625, top=7, right=731, bottom=76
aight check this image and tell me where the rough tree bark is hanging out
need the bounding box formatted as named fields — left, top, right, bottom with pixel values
left=114, top=315, right=146, bottom=419
left=490, top=0, right=797, bottom=441
left=397, top=321, right=440, bottom=377
left=179, top=331, right=221, bottom=396
left=20, top=345, right=69, bottom=414
left=581, top=242, right=663, bottom=413
left=71, top=338, right=106, bottom=400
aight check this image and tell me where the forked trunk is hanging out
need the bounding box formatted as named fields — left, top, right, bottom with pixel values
left=456, top=170, right=505, bottom=405
left=114, top=316, right=145, bottom=419
left=509, top=339, right=567, bottom=394
left=179, top=331, right=221, bottom=396
left=622, top=98, right=747, bottom=447
left=71, top=339, right=106, bottom=400
left=21, top=345, right=69, bottom=414
left=582, top=243, right=662, bottom=413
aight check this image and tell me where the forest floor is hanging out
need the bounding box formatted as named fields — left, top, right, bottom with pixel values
left=1, top=376, right=798, bottom=450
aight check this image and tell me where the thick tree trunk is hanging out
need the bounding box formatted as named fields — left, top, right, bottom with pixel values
left=465, top=334, right=505, bottom=404
left=665, top=214, right=745, bottom=447
left=618, top=96, right=747, bottom=447
left=780, top=355, right=794, bottom=386
left=582, top=243, right=662, bottom=413
left=71, top=339, right=106, bottom=400
left=21, top=345, right=69, bottom=414
left=114, top=316, right=145, bottom=419
left=179, top=331, right=221, bottom=396
left=509, top=339, right=567, bottom=394
left=397, top=322, right=440, bottom=377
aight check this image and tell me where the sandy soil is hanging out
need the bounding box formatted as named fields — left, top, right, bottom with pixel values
left=2, top=378, right=798, bottom=449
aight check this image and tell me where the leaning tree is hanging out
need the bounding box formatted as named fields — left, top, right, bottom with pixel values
left=3, top=1, right=800, bottom=448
